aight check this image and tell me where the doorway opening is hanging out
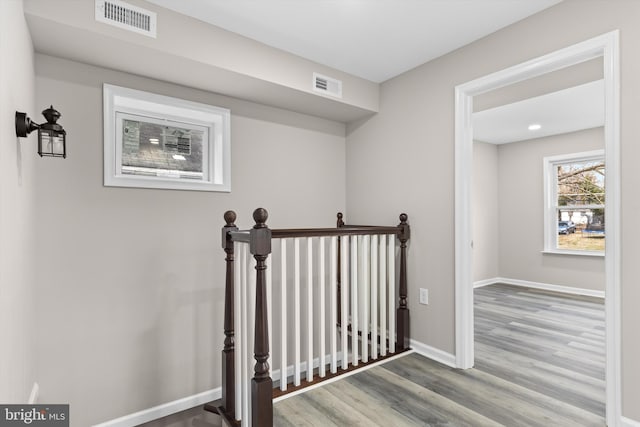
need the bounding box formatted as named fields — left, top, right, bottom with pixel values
left=454, top=31, right=620, bottom=426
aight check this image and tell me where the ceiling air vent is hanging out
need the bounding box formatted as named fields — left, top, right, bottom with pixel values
left=313, top=73, right=342, bottom=98
left=95, top=0, right=157, bottom=38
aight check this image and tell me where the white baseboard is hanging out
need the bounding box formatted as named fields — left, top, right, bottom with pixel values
left=473, top=277, right=605, bottom=298
left=92, top=350, right=353, bottom=426
left=410, top=339, right=457, bottom=368
left=473, top=278, right=499, bottom=288
left=622, top=416, right=640, bottom=427
left=92, top=387, right=221, bottom=427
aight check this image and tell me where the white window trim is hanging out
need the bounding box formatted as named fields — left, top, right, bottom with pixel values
left=543, top=149, right=604, bottom=255
left=103, top=84, right=231, bottom=192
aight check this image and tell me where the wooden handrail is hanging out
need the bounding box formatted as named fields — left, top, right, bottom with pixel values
left=272, top=226, right=400, bottom=238
left=229, top=226, right=399, bottom=241
left=228, top=230, right=250, bottom=243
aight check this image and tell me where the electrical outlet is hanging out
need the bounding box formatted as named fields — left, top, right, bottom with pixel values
left=419, top=288, right=429, bottom=305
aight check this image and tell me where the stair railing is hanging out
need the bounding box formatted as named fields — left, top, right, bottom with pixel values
left=208, top=208, right=410, bottom=427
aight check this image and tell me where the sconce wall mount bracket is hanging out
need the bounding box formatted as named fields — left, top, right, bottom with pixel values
left=15, top=111, right=39, bottom=137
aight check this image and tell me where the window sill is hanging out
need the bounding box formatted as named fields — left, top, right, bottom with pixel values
left=541, top=249, right=604, bottom=257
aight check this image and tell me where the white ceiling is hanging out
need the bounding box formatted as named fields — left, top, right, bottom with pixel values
left=473, top=80, right=605, bottom=144
left=145, top=0, right=561, bottom=83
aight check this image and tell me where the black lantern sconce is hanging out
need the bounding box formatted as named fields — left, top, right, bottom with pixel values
left=15, top=106, right=66, bottom=158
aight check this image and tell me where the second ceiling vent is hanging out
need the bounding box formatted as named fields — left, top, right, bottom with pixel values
left=95, top=0, right=157, bottom=38
left=313, top=73, right=343, bottom=98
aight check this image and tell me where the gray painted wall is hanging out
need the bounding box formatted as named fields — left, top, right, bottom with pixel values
left=0, top=0, right=37, bottom=403
left=33, top=54, right=346, bottom=425
left=6, top=0, right=640, bottom=424
left=497, top=128, right=605, bottom=291
left=346, top=0, right=639, bottom=420
left=472, top=141, right=499, bottom=283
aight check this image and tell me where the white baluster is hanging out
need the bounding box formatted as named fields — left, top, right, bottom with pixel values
left=306, top=237, right=314, bottom=383
left=240, top=243, right=249, bottom=425
left=371, top=235, right=378, bottom=360
left=330, top=236, right=338, bottom=373
left=280, top=239, right=288, bottom=391
left=388, top=234, right=396, bottom=353
left=379, top=235, right=387, bottom=357
left=319, top=236, right=326, bottom=378
left=266, top=251, right=272, bottom=379
left=294, top=237, right=301, bottom=386
left=351, top=235, right=358, bottom=366
left=234, top=242, right=242, bottom=419
left=362, top=235, right=369, bottom=363
left=340, top=236, right=349, bottom=370
left=247, top=246, right=256, bottom=424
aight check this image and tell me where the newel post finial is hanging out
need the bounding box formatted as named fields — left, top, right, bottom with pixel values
left=253, top=208, right=268, bottom=228
left=224, top=210, right=237, bottom=227
left=398, top=213, right=410, bottom=242
left=337, top=212, right=345, bottom=227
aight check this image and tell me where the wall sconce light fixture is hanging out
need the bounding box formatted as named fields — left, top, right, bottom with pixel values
left=15, top=106, right=67, bottom=158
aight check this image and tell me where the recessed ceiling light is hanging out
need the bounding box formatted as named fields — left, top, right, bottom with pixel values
left=172, top=154, right=186, bottom=160
left=149, top=138, right=159, bottom=144
left=528, top=123, right=542, bottom=131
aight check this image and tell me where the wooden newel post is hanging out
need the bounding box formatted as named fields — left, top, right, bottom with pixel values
left=250, top=208, right=273, bottom=427
left=221, top=210, right=238, bottom=419
left=397, top=213, right=411, bottom=351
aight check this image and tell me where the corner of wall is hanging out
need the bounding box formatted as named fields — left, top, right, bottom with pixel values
left=0, top=0, right=38, bottom=403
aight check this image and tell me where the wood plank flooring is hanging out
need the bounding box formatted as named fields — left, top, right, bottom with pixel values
left=140, top=283, right=605, bottom=426
left=273, top=283, right=605, bottom=426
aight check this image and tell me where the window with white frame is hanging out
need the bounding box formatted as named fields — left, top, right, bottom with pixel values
left=544, top=150, right=605, bottom=254
left=103, top=84, right=231, bottom=192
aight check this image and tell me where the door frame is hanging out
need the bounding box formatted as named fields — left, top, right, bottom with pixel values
left=454, top=31, right=620, bottom=426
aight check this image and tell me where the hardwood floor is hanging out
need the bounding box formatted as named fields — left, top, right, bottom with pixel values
left=273, top=284, right=605, bottom=426
left=141, top=283, right=605, bottom=426
left=474, top=284, right=605, bottom=419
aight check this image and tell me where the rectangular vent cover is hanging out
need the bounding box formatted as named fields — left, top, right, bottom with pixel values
left=95, top=0, right=157, bottom=38
left=313, top=73, right=343, bottom=98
